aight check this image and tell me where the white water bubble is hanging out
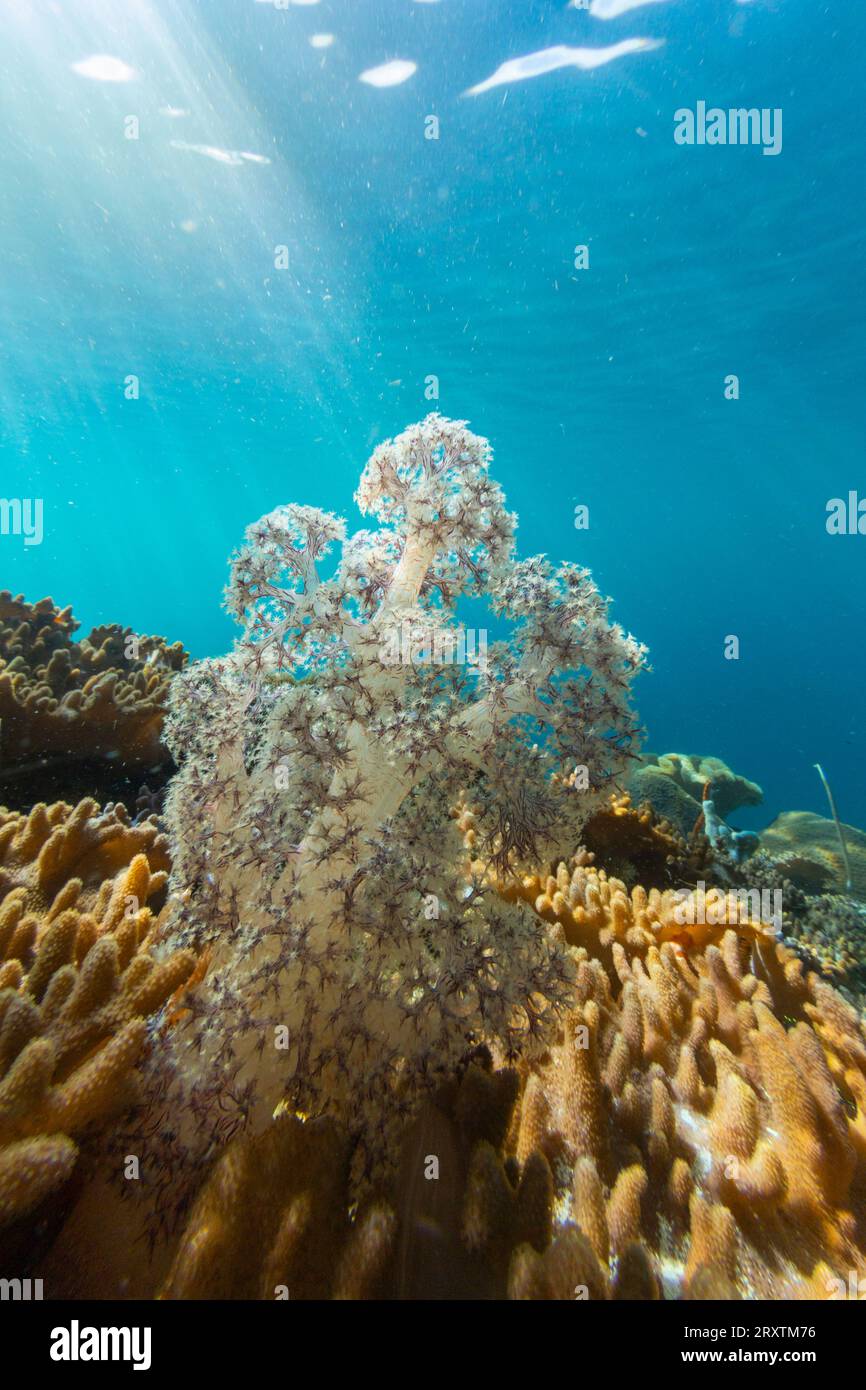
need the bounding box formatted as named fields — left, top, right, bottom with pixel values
left=465, top=40, right=662, bottom=96
left=586, top=0, right=669, bottom=18
left=359, top=59, right=417, bottom=88
left=170, top=140, right=271, bottom=166
left=71, top=54, right=137, bottom=83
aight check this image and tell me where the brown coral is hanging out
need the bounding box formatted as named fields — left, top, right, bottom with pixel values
left=499, top=913, right=866, bottom=1298
left=458, top=790, right=711, bottom=897
left=629, top=752, right=762, bottom=839
left=0, top=591, right=186, bottom=808
left=157, top=1054, right=550, bottom=1301
left=152, top=863, right=866, bottom=1301
left=0, top=798, right=195, bottom=1233
left=761, top=811, right=866, bottom=900
left=20, top=808, right=866, bottom=1301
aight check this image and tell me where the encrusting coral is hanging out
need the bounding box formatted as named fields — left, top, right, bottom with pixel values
left=0, top=798, right=195, bottom=1235
left=152, top=413, right=647, bottom=1190
left=0, top=591, right=186, bottom=809
left=761, top=811, right=866, bottom=901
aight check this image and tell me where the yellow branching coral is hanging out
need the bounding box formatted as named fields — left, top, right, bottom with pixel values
left=157, top=1055, right=548, bottom=1300
left=0, top=797, right=170, bottom=925
left=0, top=798, right=194, bottom=1230
left=496, top=860, right=777, bottom=957
left=159, top=1111, right=370, bottom=1300
left=35, top=881, right=866, bottom=1300
left=18, top=795, right=865, bottom=1298
left=501, top=908, right=866, bottom=1298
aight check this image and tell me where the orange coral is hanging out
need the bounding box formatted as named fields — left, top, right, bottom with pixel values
left=499, top=917, right=866, bottom=1298
left=0, top=798, right=194, bottom=1231
left=19, top=808, right=866, bottom=1301
left=500, top=861, right=776, bottom=956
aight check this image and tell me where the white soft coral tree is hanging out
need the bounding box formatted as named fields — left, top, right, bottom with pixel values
left=160, top=415, right=647, bottom=1184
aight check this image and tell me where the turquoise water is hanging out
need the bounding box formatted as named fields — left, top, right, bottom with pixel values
left=0, top=0, right=863, bottom=828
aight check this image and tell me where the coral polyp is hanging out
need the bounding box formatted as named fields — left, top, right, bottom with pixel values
left=158, top=415, right=647, bottom=1179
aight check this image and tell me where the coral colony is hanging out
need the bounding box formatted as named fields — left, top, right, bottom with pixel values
left=156, top=414, right=647, bottom=1180
left=7, top=420, right=865, bottom=1302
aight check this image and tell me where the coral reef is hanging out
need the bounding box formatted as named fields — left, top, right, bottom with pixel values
left=729, top=853, right=866, bottom=1010
left=789, top=896, right=866, bottom=1008
left=761, top=811, right=866, bottom=901
left=145, top=871, right=866, bottom=1300
left=3, top=458, right=861, bottom=1301
left=0, top=798, right=195, bottom=1241
left=0, top=591, right=186, bottom=810
left=158, top=1060, right=536, bottom=1301
left=155, top=414, right=646, bottom=1185
left=23, top=816, right=866, bottom=1301
left=502, top=910, right=866, bottom=1298
left=543, top=791, right=709, bottom=892
left=630, top=753, right=762, bottom=839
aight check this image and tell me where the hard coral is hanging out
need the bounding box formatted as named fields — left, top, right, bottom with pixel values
left=651, top=753, right=763, bottom=818
left=0, top=591, right=186, bottom=809
left=630, top=753, right=762, bottom=838
left=731, top=854, right=866, bottom=1010
left=761, top=811, right=866, bottom=901
left=0, top=799, right=194, bottom=1236
left=158, top=414, right=646, bottom=1178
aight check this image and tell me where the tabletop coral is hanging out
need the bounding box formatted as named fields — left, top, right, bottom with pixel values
left=155, top=414, right=647, bottom=1184
left=0, top=591, right=186, bottom=809
left=761, top=811, right=866, bottom=900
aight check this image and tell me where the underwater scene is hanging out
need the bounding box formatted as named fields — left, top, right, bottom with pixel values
left=1, top=0, right=866, bottom=1322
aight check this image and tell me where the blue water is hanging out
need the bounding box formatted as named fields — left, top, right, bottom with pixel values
left=0, top=0, right=863, bottom=830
